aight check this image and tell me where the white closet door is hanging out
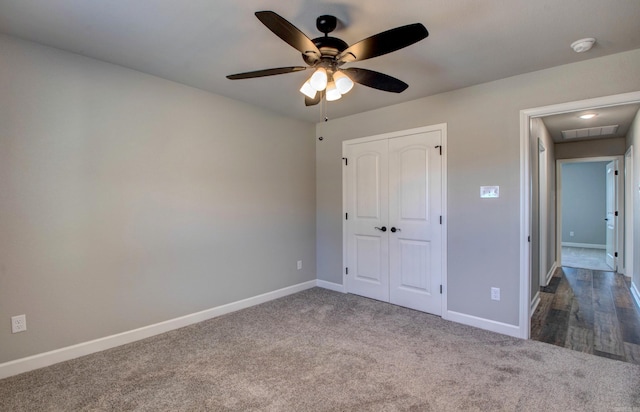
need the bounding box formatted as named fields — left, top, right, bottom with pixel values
left=388, top=131, right=442, bottom=314
left=346, top=139, right=390, bottom=302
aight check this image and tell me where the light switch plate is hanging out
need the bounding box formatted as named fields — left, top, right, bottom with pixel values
left=480, top=186, right=499, bottom=198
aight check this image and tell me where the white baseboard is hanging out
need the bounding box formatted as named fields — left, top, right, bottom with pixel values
left=542, top=262, right=558, bottom=287
left=562, top=242, right=605, bottom=250
left=0, top=280, right=316, bottom=380
left=445, top=310, right=522, bottom=339
left=316, top=279, right=346, bottom=293
left=530, top=291, right=541, bottom=316
left=631, top=281, right=640, bottom=311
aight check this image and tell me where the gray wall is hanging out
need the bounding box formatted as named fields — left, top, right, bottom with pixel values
left=555, top=137, right=627, bottom=159
left=627, top=109, right=640, bottom=300
left=561, top=162, right=607, bottom=245
left=316, top=48, right=640, bottom=327
left=0, top=35, right=316, bottom=363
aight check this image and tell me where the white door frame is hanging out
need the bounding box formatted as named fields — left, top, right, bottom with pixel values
left=519, top=91, right=640, bottom=339
left=342, top=124, right=448, bottom=317
left=555, top=156, right=623, bottom=271
left=624, top=146, right=634, bottom=278
left=538, top=139, right=549, bottom=286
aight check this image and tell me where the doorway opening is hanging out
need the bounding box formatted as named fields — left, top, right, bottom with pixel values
left=519, top=91, right=640, bottom=340
left=557, top=157, right=622, bottom=272
left=521, top=91, right=640, bottom=364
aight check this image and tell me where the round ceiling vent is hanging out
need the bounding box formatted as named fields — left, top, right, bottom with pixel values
left=570, top=38, right=596, bottom=53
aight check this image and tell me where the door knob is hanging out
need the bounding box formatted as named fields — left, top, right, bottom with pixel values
left=390, top=227, right=401, bottom=233
left=374, top=226, right=387, bottom=232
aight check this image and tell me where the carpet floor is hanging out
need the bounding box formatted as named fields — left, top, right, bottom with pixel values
left=1, top=288, right=639, bottom=411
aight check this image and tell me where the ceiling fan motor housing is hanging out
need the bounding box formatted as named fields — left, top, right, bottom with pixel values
left=316, top=15, right=337, bottom=34
left=302, top=15, right=348, bottom=66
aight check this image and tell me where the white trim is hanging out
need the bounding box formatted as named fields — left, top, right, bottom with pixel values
left=562, top=242, right=606, bottom=249
left=631, top=281, right=640, bottom=310
left=440, top=124, right=449, bottom=318
left=520, top=91, right=640, bottom=341
left=316, top=279, right=346, bottom=293
left=519, top=110, right=531, bottom=339
left=0, top=280, right=316, bottom=380
left=530, top=292, right=541, bottom=316
left=542, top=262, right=558, bottom=287
left=342, top=123, right=448, bottom=317
left=624, top=146, right=634, bottom=278
left=446, top=310, right=521, bottom=338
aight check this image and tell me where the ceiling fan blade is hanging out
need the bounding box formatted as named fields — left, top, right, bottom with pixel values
left=255, top=11, right=321, bottom=64
left=342, top=68, right=408, bottom=93
left=305, top=90, right=324, bottom=106
left=226, top=66, right=308, bottom=80
left=337, top=23, right=428, bottom=64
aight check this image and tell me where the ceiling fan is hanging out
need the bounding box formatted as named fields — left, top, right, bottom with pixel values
left=226, top=11, right=428, bottom=106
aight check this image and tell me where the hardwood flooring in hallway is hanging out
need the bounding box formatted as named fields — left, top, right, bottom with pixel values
left=531, top=266, right=640, bottom=365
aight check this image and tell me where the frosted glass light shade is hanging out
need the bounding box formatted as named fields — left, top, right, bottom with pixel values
left=325, top=82, right=342, bottom=101
left=309, top=68, right=328, bottom=91
left=300, top=80, right=317, bottom=98
left=333, top=71, right=354, bottom=94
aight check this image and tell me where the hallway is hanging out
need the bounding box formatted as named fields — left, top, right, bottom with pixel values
left=531, top=266, right=640, bottom=364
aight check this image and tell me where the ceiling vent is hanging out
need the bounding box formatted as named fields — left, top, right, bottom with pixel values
left=561, top=125, right=619, bottom=140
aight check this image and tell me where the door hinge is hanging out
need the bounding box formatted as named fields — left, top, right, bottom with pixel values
left=615, top=170, right=618, bottom=175
left=615, top=252, right=618, bottom=257
left=528, top=236, right=531, bottom=242
left=345, top=267, right=349, bottom=275
left=345, top=212, right=348, bottom=220
left=435, top=145, right=442, bottom=155
left=440, top=285, right=443, bottom=294
left=615, top=211, right=618, bottom=216
left=439, top=216, right=442, bottom=225
left=342, top=157, right=348, bottom=166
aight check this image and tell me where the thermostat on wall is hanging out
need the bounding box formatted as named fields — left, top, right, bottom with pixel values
left=480, top=186, right=499, bottom=198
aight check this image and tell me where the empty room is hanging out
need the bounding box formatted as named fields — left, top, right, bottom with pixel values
left=1, top=1, right=639, bottom=410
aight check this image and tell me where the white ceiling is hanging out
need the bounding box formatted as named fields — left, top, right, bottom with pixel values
left=1, top=0, right=639, bottom=123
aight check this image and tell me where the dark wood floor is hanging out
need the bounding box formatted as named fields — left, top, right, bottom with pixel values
left=531, top=266, right=640, bottom=365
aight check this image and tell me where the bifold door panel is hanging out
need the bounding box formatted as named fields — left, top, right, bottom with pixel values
left=345, top=130, right=443, bottom=315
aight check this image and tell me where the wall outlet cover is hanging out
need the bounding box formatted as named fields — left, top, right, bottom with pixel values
left=11, top=314, right=27, bottom=333
left=480, top=186, right=499, bottom=198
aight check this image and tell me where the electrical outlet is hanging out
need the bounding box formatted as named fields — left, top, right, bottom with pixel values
left=491, top=287, right=500, bottom=301
left=11, top=314, right=27, bottom=333
left=297, top=260, right=302, bottom=270
left=570, top=231, right=574, bottom=237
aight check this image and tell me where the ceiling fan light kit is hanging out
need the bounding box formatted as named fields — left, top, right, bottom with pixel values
left=326, top=81, right=342, bottom=101
left=300, top=80, right=318, bottom=99
left=227, top=11, right=429, bottom=107
left=310, top=67, right=328, bottom=91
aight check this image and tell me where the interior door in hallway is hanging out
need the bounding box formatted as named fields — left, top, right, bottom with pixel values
left=345, top=130, right=443, bottom=315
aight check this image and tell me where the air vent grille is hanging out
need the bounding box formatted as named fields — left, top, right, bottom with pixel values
left=561, top=125, right=619, bottom=139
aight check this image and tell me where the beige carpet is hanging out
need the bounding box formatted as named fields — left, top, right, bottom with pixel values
left=1, top=288, right=638, bottom=411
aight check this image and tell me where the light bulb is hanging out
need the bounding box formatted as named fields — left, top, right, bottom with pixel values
left=333, top=71, right=354, bottom=94
left=309, top=68, right=328, bottom=91
left=300, top=80, right=317, bottom=99
left=325, top=81, right=342, bottom=101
